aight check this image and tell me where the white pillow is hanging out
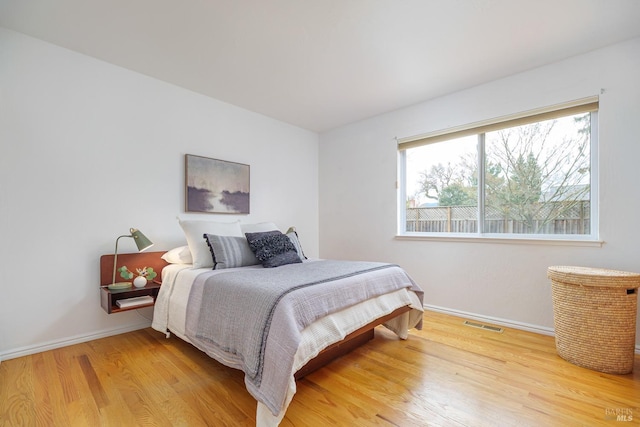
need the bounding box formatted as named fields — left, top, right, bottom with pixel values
left=178, top=219, right=243, bottom=268
left=285, top=228, right=307, bottom=260
left=240, top=222, right=279, bottom=234
left=161, top=246, right=193, bottom=264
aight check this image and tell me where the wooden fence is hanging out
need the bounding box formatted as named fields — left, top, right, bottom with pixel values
left=406, top=201, right=590, bottom=235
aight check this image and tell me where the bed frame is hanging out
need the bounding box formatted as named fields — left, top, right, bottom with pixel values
left=99, top=251, right=412, bottom=379
left=294, top=305, right=410, bottom=379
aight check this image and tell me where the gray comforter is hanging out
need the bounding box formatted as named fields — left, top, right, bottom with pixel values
left=185, top=259, right=423, bottom=416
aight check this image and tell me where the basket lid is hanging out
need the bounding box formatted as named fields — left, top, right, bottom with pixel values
left=547, top=265, right=640, bottom=287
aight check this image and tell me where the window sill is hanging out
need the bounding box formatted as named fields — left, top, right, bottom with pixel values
left=395, top=233, right=603, bottom=247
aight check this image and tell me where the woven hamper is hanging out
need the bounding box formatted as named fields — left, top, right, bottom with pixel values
left=547, top=266, right=640, bottom=374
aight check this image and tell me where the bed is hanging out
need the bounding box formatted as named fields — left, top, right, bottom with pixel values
left=146, top=220, right=424, bottom=426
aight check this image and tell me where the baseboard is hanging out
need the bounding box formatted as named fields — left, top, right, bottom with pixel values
left=424, top=304, right=640, bottom=354
left=425, top=304, right=555, bottom=336
left=0, top=320, right=151, bottom=362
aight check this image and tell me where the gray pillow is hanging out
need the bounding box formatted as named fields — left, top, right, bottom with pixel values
left=245, top=230, right=302, bottom=268
left=203, top=234, right=260, bottom=269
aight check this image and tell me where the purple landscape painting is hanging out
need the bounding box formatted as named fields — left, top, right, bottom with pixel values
left=185, top=154, right=250, bottom=214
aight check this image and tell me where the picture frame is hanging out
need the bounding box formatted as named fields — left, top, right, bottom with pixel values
left=185, top=154, right=250, bottom=214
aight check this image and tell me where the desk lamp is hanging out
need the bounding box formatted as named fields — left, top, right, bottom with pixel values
left=109, top=228, right=153, bottom=290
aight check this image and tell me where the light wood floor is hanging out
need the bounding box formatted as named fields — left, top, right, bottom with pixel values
left=1, top=311, right=639, bottom=426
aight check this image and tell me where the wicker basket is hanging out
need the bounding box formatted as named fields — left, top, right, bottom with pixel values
left=547, top=266, right=640, bottom=374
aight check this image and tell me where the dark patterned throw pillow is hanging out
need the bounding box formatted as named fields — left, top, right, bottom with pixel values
left=245, top=230, right=302, bottom=268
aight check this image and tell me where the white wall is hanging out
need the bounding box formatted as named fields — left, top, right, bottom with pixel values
left=319, top=37, right=640, bottom=346
left=0, top=28, right=319, bottom=360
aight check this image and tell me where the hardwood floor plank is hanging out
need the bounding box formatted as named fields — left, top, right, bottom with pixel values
left=0, top=356, right=34, bottom=427
left=78, top=354, right=110, bottom=409
left=32, top=352, right=58, bottom=426
left=1, top=310, right=639, bottom=426
left=53, top=348, right=83, bottom=406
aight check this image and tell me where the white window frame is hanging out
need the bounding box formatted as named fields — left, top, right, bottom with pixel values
left=397, top=97, right=601, bottom=245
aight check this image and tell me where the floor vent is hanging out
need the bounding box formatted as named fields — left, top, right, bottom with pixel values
left=463, top=320, right=504, bottom=333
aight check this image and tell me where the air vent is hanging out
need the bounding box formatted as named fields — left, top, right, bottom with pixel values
left=463, top=320, right=504, bottom=333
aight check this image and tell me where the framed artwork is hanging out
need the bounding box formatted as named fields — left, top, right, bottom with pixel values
left=185, top=154, right=250, bottom=214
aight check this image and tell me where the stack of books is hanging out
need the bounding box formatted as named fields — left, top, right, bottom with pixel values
left=116, top=295, right=154, bottom=308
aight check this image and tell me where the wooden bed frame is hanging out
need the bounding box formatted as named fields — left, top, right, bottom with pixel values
left=294, top=305, right=410, bottom=379
left=100, top=251, right=412, bottom=379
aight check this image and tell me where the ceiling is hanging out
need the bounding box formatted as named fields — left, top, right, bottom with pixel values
left=2, top=1, right=640, bottom=133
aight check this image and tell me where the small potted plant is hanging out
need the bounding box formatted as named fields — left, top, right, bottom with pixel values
left=133, top=267, right=157, bottom=287
left=117, top=266, right=157, bottom=288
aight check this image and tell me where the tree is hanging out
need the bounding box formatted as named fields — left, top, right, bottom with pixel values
left=485, top=115, right=590, bottom=233
left=484, top=160, right=506, bottom=208
left=497, top=151, right=544, bottom=231
left=439, top=182, right=475, bottom=206
left=418, top=162, right=458, bottom=202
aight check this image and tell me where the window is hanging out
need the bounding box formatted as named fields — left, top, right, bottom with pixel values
left=398, top=97, right=598, bottom=240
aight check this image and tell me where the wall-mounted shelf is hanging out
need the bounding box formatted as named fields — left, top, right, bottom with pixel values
left=99, top=251, right=168, bottom=314
left=100, top=282, right=161, bottom=314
